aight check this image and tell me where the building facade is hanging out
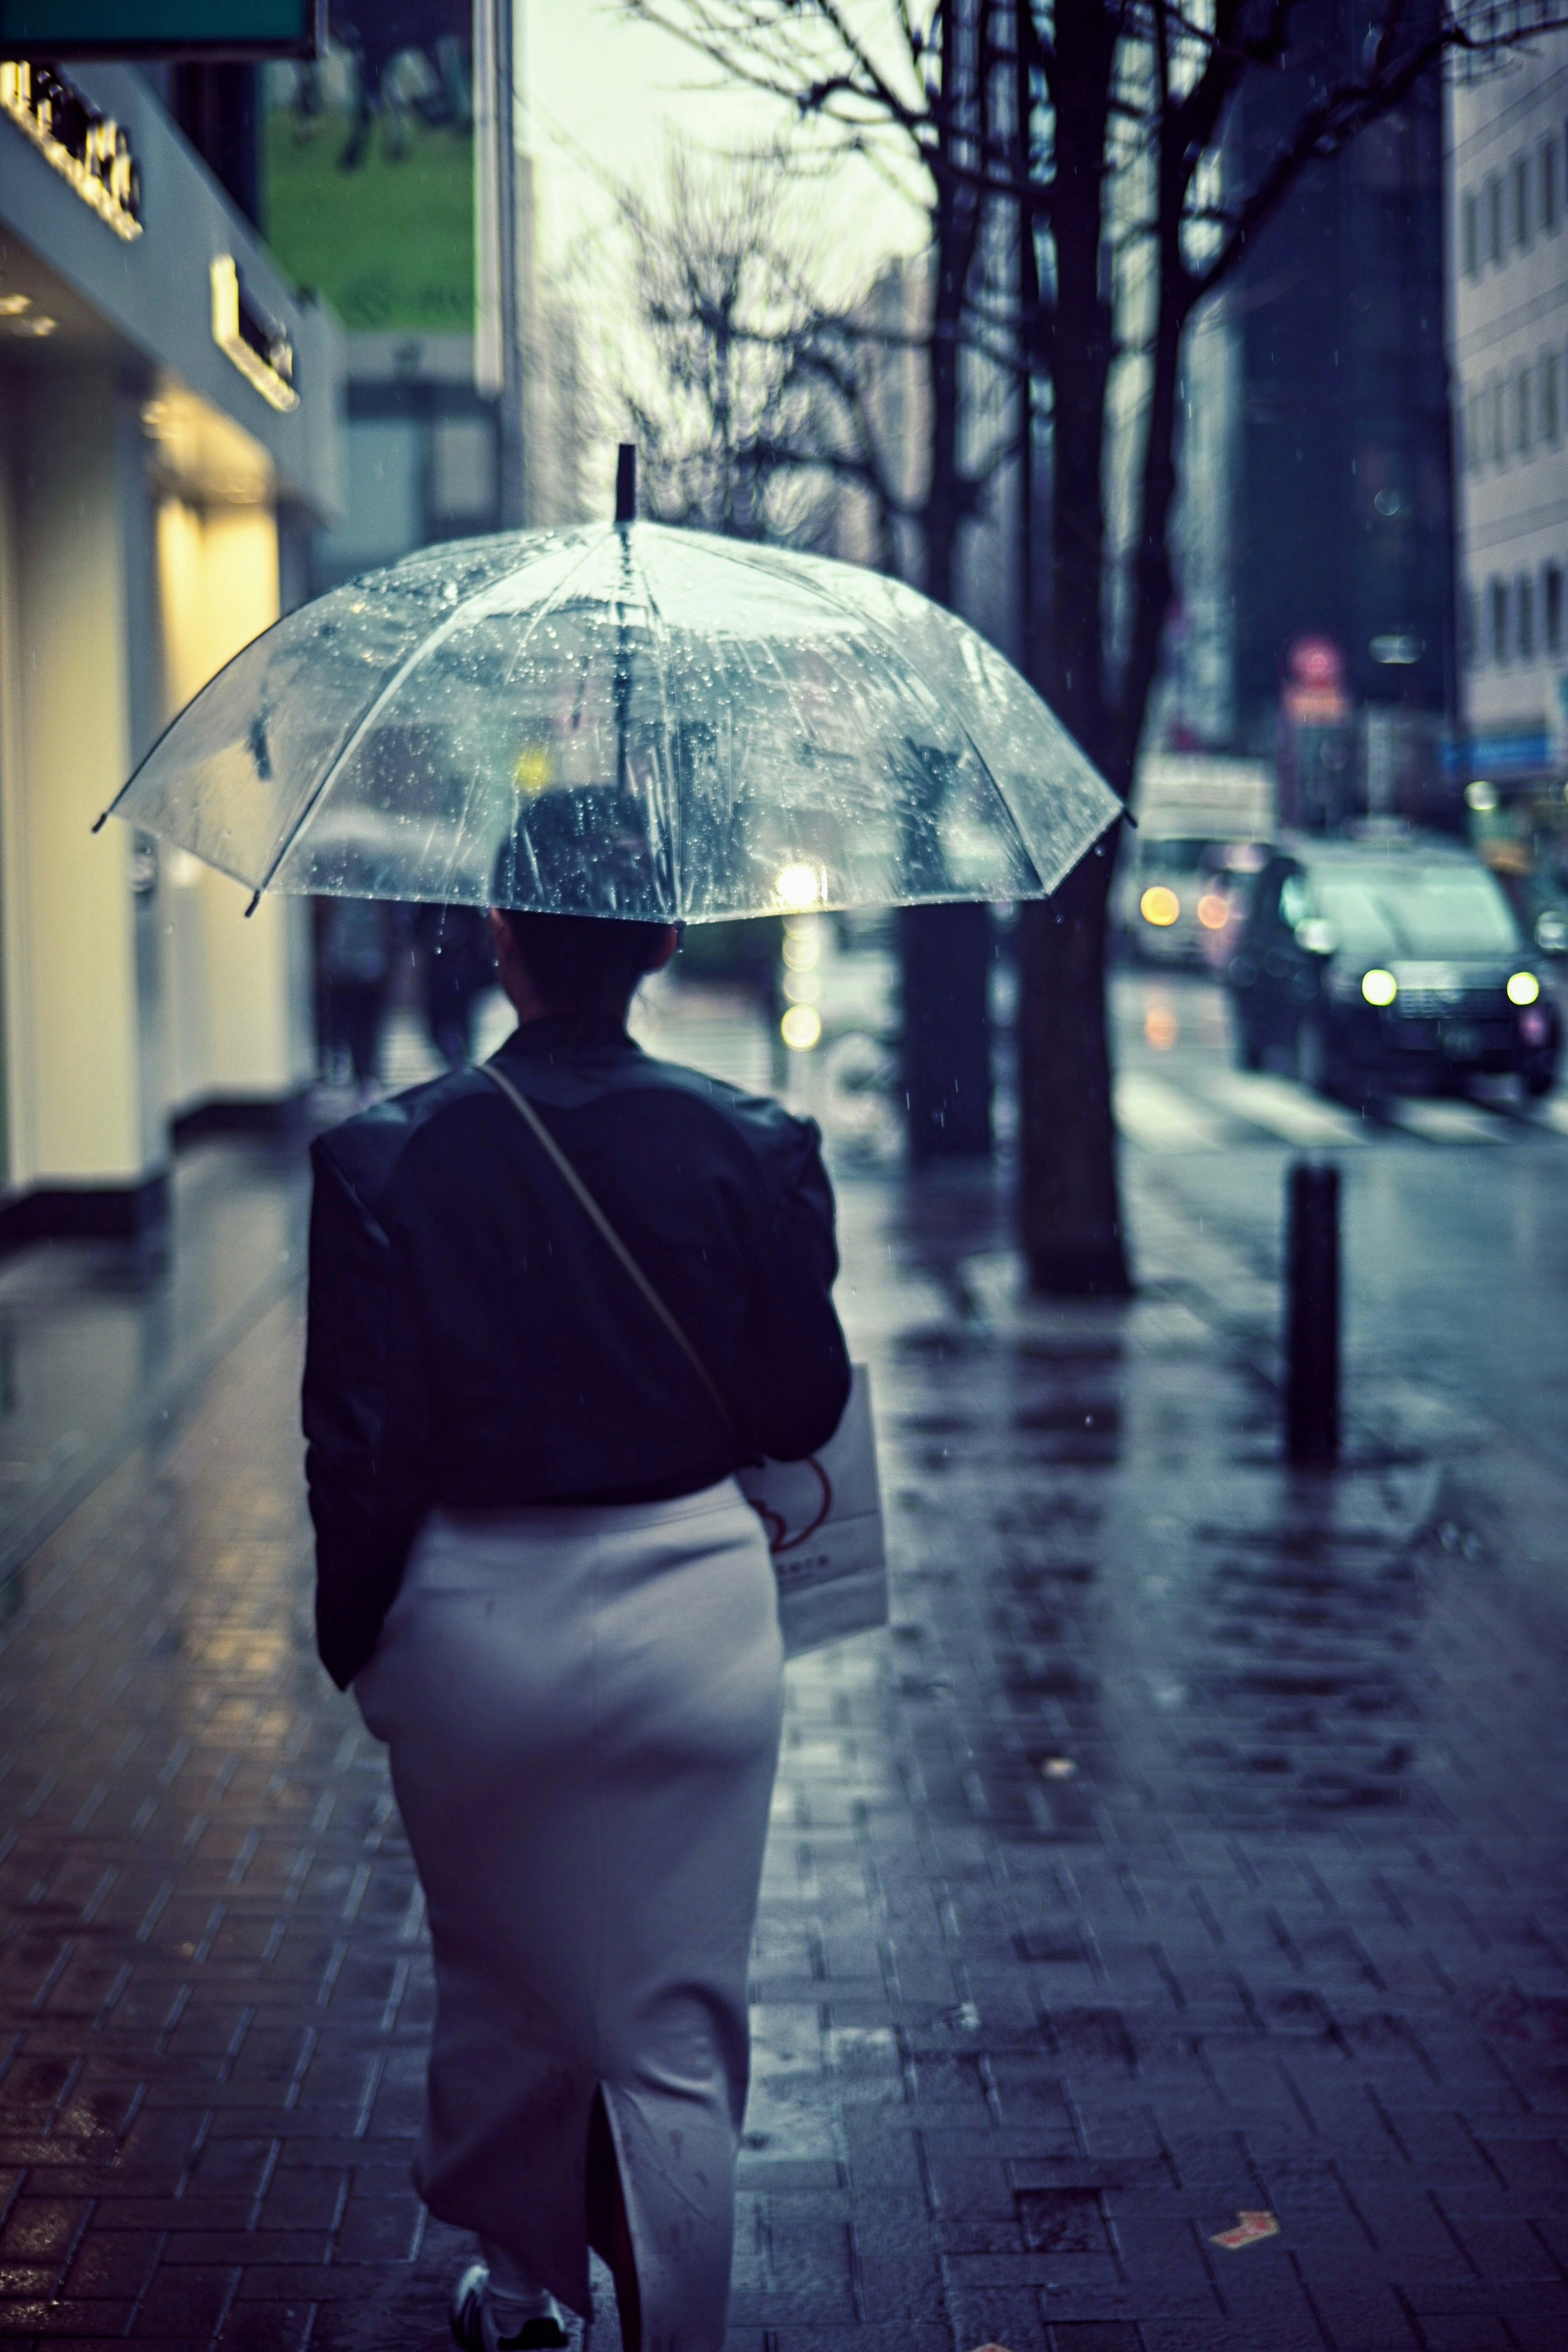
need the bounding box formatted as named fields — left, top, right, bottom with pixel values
left=1449, top=27, right=1568, bottom=893
left=0, top=60, right=341, bottom=1242
left=1226, top=0, right=1456, bottom=823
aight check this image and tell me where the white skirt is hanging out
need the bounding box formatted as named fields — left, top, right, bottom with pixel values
left=355, top=1478, right=783, bottom=2348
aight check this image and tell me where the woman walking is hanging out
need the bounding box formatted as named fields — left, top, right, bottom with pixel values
left=302, top=871, right=851, bottom=2350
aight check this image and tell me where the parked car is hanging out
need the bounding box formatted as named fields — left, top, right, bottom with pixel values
left=1500, top=864, right=1568, bottom=960
left=1226, top=834, right=1561, bottom=1098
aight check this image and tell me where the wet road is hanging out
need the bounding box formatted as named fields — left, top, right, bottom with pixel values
left=1111, top=964, right=1568, bottom=1485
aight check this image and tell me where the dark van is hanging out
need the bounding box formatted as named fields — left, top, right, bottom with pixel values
left=1226, top=834, right=1560, bottom=1098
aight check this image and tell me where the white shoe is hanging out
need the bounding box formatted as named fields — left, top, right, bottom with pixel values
left=449, top=2261, right=568, bottom=2351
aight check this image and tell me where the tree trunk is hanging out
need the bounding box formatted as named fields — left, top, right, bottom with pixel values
left=1015, top=844, right=1126, bottom=1293
left=1018, top=2, right=1130, bottom=1293
left=900, top=901, right=993, bottom=1158
left=901, top=0, right=993, bottom=1162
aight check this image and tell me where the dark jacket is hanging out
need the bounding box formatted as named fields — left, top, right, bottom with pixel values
left=303, top=1016, right=852, bottom=1688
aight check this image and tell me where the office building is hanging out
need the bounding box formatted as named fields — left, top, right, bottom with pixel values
left=1449, top=27, right=1568, bottom=887
left=1226, top=2, right=1456, bottom=821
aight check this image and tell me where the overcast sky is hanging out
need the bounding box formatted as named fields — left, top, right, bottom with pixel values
left=517, top=0, right=926, bottom=295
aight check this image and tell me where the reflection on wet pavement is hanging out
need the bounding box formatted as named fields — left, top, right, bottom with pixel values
left=0, top=1111, right=1558, bottom=2345
left=0, top=1137, right=309, bottom=1590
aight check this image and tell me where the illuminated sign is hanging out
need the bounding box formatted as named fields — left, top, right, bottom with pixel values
left=0, top=3, right=320, bottom=60
left=0, top=57, right=139, bottom=237
left=210, top=254, right=298, bottom=412
left=1282, top=632, right=1349, bottom=726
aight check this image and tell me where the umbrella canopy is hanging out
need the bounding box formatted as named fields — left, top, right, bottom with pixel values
left=103, top=522, right=1121, bottom=919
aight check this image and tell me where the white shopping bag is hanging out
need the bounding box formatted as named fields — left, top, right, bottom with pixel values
left=738, top=1365, right=887, bottom=1658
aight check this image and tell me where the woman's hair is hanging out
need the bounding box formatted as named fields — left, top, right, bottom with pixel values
left=494, top=909, right=670, bottom=1016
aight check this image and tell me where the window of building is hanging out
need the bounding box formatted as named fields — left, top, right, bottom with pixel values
left=1512, top=151, right=1532, bottom=247
left=1546, top=562, right=1564, bottom=653
left=1519, top=571, right=1537, bottom=660
left=1543, top=349, right=1562, bottom=446
left=1544, top=134, right=1561, bottom=233
left=1490, top=372, right=1507, bottom=465
left=1517, top=362, right=1535, bottom=457
left=430, top=417, right=497, bottom=524
left=1486, top=172, right=1504, bottom=265
left=317, top=419, right=422, bottom=581
left=1462, top=188, right=1480, bottom=278
left=1492, top=574, right=1510, bottom=663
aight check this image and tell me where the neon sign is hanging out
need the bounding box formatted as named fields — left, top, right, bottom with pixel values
left=0, top=59, right=140, bottom=239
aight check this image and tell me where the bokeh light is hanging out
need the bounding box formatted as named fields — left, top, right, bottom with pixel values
left=780, top=1004, right=822, bottom=1050
left=776, top=861, right=824, bottom=911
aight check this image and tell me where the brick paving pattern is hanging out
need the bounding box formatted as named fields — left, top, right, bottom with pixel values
left=0, top=1163, right=1563, bottom=2348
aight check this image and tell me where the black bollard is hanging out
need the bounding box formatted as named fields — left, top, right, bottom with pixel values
left=1285, top=1159, right=1340, bottom=1462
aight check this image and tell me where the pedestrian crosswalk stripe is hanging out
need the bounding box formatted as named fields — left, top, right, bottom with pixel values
left=1195, top=1069, right=1368, bottom=1146
left=1113, top=1063, right=1568, bottom=1152
left=1382, top=1099, right=1508, bottom=1145
left=1115, top=1072, right=1233, bottom=1152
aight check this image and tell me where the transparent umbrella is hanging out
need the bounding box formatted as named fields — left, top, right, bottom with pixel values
left=101, top=517, right=1121, bottom=919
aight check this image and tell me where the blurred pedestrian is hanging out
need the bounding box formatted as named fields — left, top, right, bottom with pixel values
left=416, top=901, right=493, bottom=1066
left=302, top=839, right=850, bottom=2350
left=316, top=897, right=393, bottom=1098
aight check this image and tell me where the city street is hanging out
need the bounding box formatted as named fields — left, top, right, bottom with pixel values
left=0, top=980, right=1561, bottom=2350
left=1109, top=963, right=1568, bottom=1487
left=5, top=7, right=1568, bottom=2349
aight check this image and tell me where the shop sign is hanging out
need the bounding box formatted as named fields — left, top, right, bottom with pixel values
left=210, top=253, right=297, bottom=412
left=0, top=3, right=321, bottom=60
left=1450, top=727, right=1551, bottom=779
left=0, top=57, right=140, bottom=238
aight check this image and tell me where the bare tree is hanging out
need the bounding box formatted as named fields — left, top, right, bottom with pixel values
left=605, top=149, right=893, bottom=550
left=621, top=0, right=1555, bottom=1288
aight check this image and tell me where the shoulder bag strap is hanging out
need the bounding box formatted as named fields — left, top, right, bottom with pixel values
left=481, top=1060, right=737, bottom=1440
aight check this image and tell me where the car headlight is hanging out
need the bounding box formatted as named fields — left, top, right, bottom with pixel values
left=1140, top=885, right=1180, bottom=927
left=1507, top=970, right=1541, bottom=1005
left=1361, top=969, right=1398, bottom=1007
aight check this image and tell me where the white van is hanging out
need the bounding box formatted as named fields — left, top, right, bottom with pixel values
left=1117, top=755, right=1276, bottom=965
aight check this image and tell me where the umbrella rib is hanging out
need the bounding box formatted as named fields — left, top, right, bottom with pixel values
left=725, top=542, right=1106, bottom=891
left=632, top=533, right=682, bottom=919
left=717, top=542, right=1034, bottom=897
left=247, top=529, right=608, bottom=903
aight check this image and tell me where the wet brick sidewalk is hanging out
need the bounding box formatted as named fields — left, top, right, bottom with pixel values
left=0, top=1159, right=1564, bottom=2350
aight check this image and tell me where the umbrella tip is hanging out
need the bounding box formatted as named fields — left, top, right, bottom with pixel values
left=615, top=444, right=636, bottom=527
